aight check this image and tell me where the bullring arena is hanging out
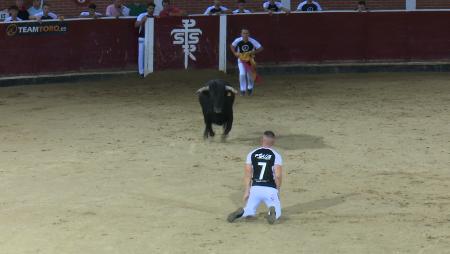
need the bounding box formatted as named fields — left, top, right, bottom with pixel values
left=1, top=71, right=450, bottom=253
left=1, top=0, right=450, bottom=254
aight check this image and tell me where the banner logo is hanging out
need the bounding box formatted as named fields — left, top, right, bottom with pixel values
left=6, top=22, right=68, bottom=37
left=171, top=19, right=202, bottom=69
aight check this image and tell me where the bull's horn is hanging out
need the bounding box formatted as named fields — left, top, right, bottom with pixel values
left=195, top=86, right=209, bottom=95
left=225, top=86, right=238, bottom=94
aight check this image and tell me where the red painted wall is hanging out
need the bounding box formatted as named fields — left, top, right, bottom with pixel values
left=0, top=0, right=449, bottom=18
left=227, top=12, right=450, bottom=64
left=0, top=19, right=138, bottom=76
left=1, top=12, right=450, bottom=77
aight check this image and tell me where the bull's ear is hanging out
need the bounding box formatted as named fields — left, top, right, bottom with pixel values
left=225, top=86, right=238, bottom=94
left=196, top=86, right=209, bottom=95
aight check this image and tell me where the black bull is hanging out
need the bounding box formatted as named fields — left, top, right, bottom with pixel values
left=197, top=80, right=237, bottom=139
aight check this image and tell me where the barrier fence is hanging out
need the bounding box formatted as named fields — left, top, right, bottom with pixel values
left=1, top=11, right=450, bottom=77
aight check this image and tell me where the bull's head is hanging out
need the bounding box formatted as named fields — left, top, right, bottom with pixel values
left=209, top=82, right=226, bottom=114
left=196, top=82, right=237, bottom=114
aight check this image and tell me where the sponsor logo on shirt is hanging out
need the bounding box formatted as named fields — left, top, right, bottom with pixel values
left=255, top=153, right=272, bottom=160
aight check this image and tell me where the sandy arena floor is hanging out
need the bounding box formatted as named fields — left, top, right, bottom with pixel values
left=1, top=71, right=450, bottom=254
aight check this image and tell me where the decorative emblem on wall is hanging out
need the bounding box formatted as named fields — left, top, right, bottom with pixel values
left=171, top=19, right=203, bottom=69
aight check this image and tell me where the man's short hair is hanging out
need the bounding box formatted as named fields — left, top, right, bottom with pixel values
left=88, top=3, right=97, bottom=9
left=358, top=0, right=366, bottom=5
left=9, top=5, right=19, bottom=11
left=147, top=3, right=156, bottom=8
left=238, top=0, right=246, bottom=3
left=263, top=131, right=276, bottom=139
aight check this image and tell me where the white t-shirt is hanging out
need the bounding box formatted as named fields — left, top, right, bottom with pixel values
left=136, top=12, right=152, bottom=37
left=263, top=1, right=284, bottom=11
left=34, top=11, right=58, bottom=19
left=231, top=37, right=262, bottom=52
left=246, top=147, right=283, bottom=166
left=80, top=11, right=102, bottom=17
left=233, top=9, right=251, bottom=14
left=204, top=5, right=228, bottom=15
left=4, top=16, right=22, bottom=22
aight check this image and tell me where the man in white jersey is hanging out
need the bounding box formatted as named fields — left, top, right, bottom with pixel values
left=135, top=3, right=155, bottom=77
left=204, top=0, right=230, bottom=15
left=228, top=131, right=283, bottom=224
left=233, top=0, right=251, bottom=14
left=230, top=29, right=263, bottom=96
left=263, top=0, right=290, bottom=14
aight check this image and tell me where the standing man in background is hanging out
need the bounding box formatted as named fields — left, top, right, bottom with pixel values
left=227, top=131, right=284, bottom=224
left=204, top=0, right=230, bottom=15
left=135, top=3, right=156, bottom=77
left=233, top=0, right=251, bottom=14
left=27, top=0, right=42, bottom=17
left=159, top=0, right=186, bottom=17
left=127, top=0, right=162, bottom=16
left=5, top=6, right=22, bottom=22
left=263, top=0, right=290, bottom=14
left=15, top=0, right=29, bottom=20
left=106, top=0, right=130, bottom=17
left=230, top=28, right=263, bottom=96
left=297, top=0, right=322, bottom=12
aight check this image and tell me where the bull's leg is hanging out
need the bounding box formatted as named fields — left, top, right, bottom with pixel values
left=204, top=120, right=215, bottom=139
left=223, top=113, right=233, bottom=137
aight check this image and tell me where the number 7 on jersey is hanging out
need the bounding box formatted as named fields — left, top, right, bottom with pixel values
left=258, top=162, right=267, bottom=180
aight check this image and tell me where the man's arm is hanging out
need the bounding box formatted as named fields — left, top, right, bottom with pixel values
left=243, top=164, right=253, bottom=202
left=279, top=4, right=291, bottom=13
left=315, top=2, right=323, bottom=11
left=274, top=165, right=282, bottom=192
left=135, top=15, right=146, bottom=28
left=253, top=46, right=264, bottom=56
left=230, top=44, right=239, bottom=58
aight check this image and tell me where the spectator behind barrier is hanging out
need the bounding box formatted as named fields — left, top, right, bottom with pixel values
left=4, top=6, right=22, bottom=22
left=204, top=0, right=231, bottom=15
left=126, top=0, right=148, bottom=16
left=106, top=0, right=130, bottom=18
left=80, top=3, right=103, bottom=18
left=30, top=3, right=63, bottom=21
left=28, top=0, right=42, bottom=16
left=135, top=3, right=156, bottom=77
left=356, top=0, right=368, bottom=11
left=297, top=0, right=322, bottom=12
left=15, top=0, right=29, bottom=20
left=263, top=0, right=290, bottom=14
left=159, top=0, right=187, bottom=17
left=233, top=0, right=252, bottom=14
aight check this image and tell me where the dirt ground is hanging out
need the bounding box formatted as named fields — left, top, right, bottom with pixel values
left=1, top=71, right=450, bottom=254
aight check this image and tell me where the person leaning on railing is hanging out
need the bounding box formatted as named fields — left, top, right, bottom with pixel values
left=15, top=0, right=29, bottom=20
left=29, top=3, right=64, bottom=21
left=27, top=0, right=42, bottom=17
left=135, top=3, right=156, bottom=77
left=263, top=0, right=290, bottom=14
left=159, top=0, right=187, bottom=17
left=355, top=0, right=369, bottom=12
left=80, top=3, right=103, bottom=19
left=233, top=0, right=252, bottom=14
left=204, top=0, right=231, bottom=15
left=106, top=0, right=130, bottom=18
left=296, top=0, right=322, bottom=12
left=4, top=6, right=22, bottom=22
